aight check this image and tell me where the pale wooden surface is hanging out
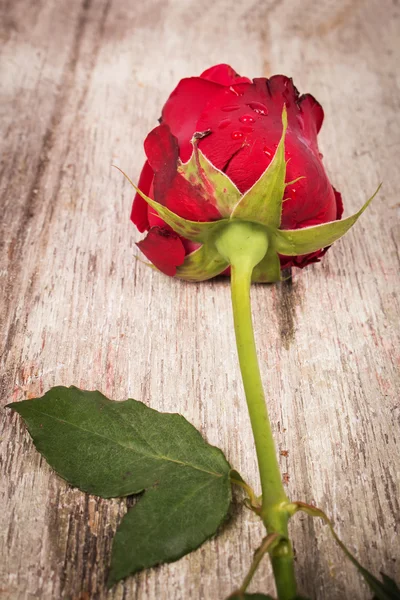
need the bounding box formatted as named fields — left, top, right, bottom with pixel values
left=1, top=0, right=399, bottom=598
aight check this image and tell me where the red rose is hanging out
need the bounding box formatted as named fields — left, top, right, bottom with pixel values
left=131, top=63, right=344, bottom=278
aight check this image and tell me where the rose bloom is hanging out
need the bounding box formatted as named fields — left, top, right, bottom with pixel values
left=131, top=64, right=343, bottom=277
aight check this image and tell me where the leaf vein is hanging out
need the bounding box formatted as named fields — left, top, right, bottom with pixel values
left=24, top=407, right=223, bottom=478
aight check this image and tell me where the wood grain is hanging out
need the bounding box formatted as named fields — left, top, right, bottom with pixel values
left=1, top=0, right=399, bottom=598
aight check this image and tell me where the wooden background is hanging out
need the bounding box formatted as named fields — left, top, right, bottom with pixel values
left=1, top=0, right=399, bottom=598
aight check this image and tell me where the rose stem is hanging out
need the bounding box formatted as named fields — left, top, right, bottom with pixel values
left=215, top=222, right=297, bottom=600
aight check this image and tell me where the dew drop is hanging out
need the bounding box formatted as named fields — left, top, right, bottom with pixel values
left=239, top=114, right=255, bottom=124
left=247, top=102, right=269, bottom=116
left=219, top=118, right=231, bottom=129
left=231, top=131, right=244, bottom=140
left=221, top=105, right=240, bottom=112
left=263, top=146, right=272, bottom=157
left=230, top=85, right=245, bottom=96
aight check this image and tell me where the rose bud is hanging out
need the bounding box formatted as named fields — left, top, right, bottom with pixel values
left=129, top=64, right=378, bottom=282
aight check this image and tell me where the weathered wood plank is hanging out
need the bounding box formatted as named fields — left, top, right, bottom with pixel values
left=1, top=0, right=399, bottom=599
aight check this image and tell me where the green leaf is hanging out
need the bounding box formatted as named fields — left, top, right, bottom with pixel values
left=178, top=135, right=241, bottom=217
left=109, top=463, right=230, bottom=586
left=8, top=387, right=232, bottom=584
left=291, top=502, right=400, bottom=600
left=175, top=242, right=228, bottom=282
left=231, top=106, right=287, bottom=228
left=113, top=165, right=228, bottom=243
left=272, top=184, right=381, bottom=257
left=252, top=247, right=281, bottom=283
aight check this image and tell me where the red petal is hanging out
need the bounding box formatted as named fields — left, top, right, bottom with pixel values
left=130, top=160, right=153, bottom=233
left=144, top=123, right=222, bottom=222
left=279, top=186, right=343, bottom=271
left=333, top=186, right=344, bottom=219
left=200, top=64, right=251, bottom=86
left=195, top=84, right=254, bottom=173
left=144, top=123, right=179, bottom=203
left=195, top=77, right=338, bottom=226
left=279, top=249, right=326, bottom=270
left=144, top=123, right=179, bottom=172
left=281, top=139, right=338, bottom=230
left=298, top=93, right=324, bottom=138
left=261, top=75, right=300, bottom=109
left=147, top=181, right=172, bottom=229
left=196, top=78, right=298, bottom=179
left=222, top=138, right=273, bottom=193
left=136, top=227, right=186, bottom=277
left=162, top=77, right=224, bottom=161
left=165, top=173, right=222, bottom=221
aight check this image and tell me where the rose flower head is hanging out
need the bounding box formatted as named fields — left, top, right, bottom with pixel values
left=129, top=64, right=377, bottom=282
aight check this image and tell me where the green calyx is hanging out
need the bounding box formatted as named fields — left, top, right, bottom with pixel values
left=126, top=106, right=379, bottom=283
left=215, top=221, right=269, bottom=274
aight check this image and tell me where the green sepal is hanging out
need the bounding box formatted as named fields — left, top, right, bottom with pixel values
left=178, top=134, right=241, bottom=217
left=231, top=106, right=287, bottom=228
left=114, top=165, right=228, bottom=243
left=175, top=243, right=228, bottom=282
left=252, top=247, right=281, bottom=283
left=290, top=501, right=400, bottom=600
left=273, top=184, right=381, bottom=257
left=134, top=184, right=228, bottom=243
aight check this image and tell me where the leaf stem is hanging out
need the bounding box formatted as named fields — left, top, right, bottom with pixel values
left=230, top=474, right=260, bottom=511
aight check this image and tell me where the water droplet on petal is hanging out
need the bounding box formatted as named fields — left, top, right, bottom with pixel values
left=230, top=85, right=245, bottom=97
left=263, top=146, right=272, bottom=156
left=239, top=114, right=255, bottom=124
left=221, top=105, right=240, bottom=112
left=231, top=131, right=244, bottom=140
left=219, top=118, right=231, bottom=129
left=247, top=102, right=269, bottom=116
